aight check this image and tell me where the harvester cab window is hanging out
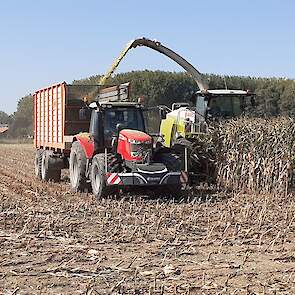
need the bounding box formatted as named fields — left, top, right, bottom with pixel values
left=208, top=96, right=243, bottom=118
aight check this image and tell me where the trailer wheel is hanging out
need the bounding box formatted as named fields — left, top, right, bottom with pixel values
left=69, top=141, right=88, bottom=192
left=90, top=154, right=110, bottom=198
left=35, top=149, right=43, bottom=179
left=41, top=151, right=61, bottom=182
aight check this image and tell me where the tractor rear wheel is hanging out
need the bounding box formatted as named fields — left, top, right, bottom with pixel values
left=69, top=141, right=88, bottom=192
left=41, top=151, right=61, bottom=182
left=90, top=154, right=110, bottom=198
left=35, top=149, right=43, bottom=179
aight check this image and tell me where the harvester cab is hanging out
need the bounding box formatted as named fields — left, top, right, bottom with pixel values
left=195, top=89, right=256, bottom=120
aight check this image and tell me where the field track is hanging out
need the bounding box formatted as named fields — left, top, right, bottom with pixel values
left=0, top=144, right=294, bottom=294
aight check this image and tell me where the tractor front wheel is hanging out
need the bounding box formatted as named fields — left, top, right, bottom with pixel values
left=90, top=154, right=110, bottom=199
left=69, top=141, right=88, bottom=192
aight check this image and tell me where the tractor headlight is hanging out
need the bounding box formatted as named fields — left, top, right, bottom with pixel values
left=128, top=139, right=142, bottom=144
left=128, top=139, right=152, bottom=145
left=131, top=151, right=140, bottom=157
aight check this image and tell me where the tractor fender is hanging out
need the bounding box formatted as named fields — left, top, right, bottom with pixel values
left=73, top=133, right=94, bottom=159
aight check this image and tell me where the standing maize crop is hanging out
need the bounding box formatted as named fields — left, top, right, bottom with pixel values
left=213, top=117, right=295, bottom=194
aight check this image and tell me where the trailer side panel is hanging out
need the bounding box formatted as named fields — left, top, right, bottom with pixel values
left=34, top=83, right=99, bottom=152
left=34, top=83, right=66, bottom=150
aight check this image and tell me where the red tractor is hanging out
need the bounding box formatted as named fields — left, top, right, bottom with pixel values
left=34, top=82, right=187, bottom=198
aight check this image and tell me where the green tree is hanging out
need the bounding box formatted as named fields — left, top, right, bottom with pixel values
left=0, top=111, right=11, bottom=125
left=9, top=94, right=33, bottom=137
left=8, top=71, right=295, bottom=138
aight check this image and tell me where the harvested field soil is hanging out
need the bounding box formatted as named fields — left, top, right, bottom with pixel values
left=0, top=144, right=294, bottom=294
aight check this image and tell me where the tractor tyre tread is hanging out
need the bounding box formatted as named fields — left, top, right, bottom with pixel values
left=90, top=153, right=111, bottom=199
left=69, top=141, right=88, bottom=192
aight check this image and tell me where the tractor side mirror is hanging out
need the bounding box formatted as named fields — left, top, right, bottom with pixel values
left=116, top=123, right=124, bottom=132
left=113, top=123, right=124, bottom=153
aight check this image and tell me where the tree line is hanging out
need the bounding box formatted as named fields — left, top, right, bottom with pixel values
left=1, top=70, right=295, bottom=138
left=0, top=94, right=33, bottom=138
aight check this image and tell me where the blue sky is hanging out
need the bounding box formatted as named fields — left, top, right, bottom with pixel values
left=0, top=0, right=294, bottom=114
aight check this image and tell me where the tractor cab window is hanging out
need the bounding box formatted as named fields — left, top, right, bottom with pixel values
left=104, top=107, right=145, bottom=137
left=208, top=96, right=244, bottom=118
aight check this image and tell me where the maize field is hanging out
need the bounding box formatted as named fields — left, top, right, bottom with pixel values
left=0, top=119, right=295, bottom=294
left=214, top=117, right=295, bottom=194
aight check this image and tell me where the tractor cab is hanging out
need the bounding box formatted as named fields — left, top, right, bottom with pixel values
left=87, top=101, right=152, bottom=164
left=79, top=83, right=149, bottom=159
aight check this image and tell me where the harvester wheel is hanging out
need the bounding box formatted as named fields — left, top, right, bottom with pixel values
left=173, top=138, right=193, bottom=155
left=41, top=151, right=61, bottom=182
left=35, top=149, right=43, bottom=179
left=173, top=137, right=217, bottom=184
left=154, top=152, right=182, bottom=197
left=90, top=154, right=110, bottom=198
left=69, top=141, right=88, bottom=192
left=156, top=152, right=181, bottom=172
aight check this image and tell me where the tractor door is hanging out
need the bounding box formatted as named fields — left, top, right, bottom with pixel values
left=89, top=110, right=104, bottom=151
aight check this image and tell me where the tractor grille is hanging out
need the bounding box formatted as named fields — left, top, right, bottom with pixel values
left=131, top=143, right=152, bottom=163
